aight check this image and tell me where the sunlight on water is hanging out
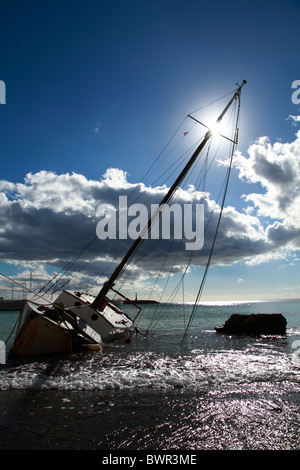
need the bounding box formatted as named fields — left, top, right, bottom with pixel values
left=0, top=300, right=300, bottom=393
left=0, top=300, right=300, bottom=450
left=1, top=334, right=300, bottom=392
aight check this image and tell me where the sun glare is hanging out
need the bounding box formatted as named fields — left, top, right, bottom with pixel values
left=205, top=110, right=236, bottom=142
left=199, top=108, right=231, bottom=140
left=209, top=120, right=222, bottom=136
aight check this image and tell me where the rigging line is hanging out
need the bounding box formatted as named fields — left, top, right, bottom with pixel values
left=40, top=239, right=96, bottom=293
left=3, top=313, right=19, bottom=345
left=56, top=253, right=108, bottom=292
left=48, top=211, right=143, bottom=294
left=114, top=135, right=210, bottom=299
left=85, top=235, right=141, bottom=293
left=46, top=252, right=95, bottom=294
left=38, top=235, right=98, bottom=294
left=140, top=148, right=212, bottom=332
left=123, top=133, right=212, bottom=309
left=102, top=166, right=206, bottom=291
left=133, top=242, right=178, bottom=330
left=181, top=97, right=242, bottom=344
left=151, top=140, right=213, bottom=306
left=193, top=138, right=212, bottom=191
left=176, top=119, right=238, bottom=338
left=124, top=116, right=189, bottom=205
left=117, top=189, right=191, bottom=311
left=86, top=239, right=138, bottom=294
left=149, top=278, right=186, bottom=331
left=188, top=89, right=237, bottom=115
left=144, top=122, right=197, bottom=181
left=202, top=104, right=239, bottom=232
left=191, top=101, right=237, bottom=238
left=147, top=270, right=190, bottom=333
left=51, top=240, right=117, bottom=292
left=0, top=271, right=57, bottom=307
left=181, top=177, right=230, bottom=343
left=115, top=216, right=179, bottom=309
left=139, top=117, right=188, bottom=183
left=43, top=231, right=120, bottom=295
left=146, top=231, right=200, bottom=332
left=151, top=136, right=204, bottom=188
left=91, top=130, right=201, bottom=267
left=182, top=276, right=186, bottom=328
left=162, top=142, right=212, bottom=284
left=187, top=115, right=237, bottom=144
left=148, top=238, right=186, bottom=328
left=130, top=134, right=204, bottom=211
left=118, top=208, right=191, bottom=329
left=134, top=136, right=227, bottom=333
left=125, top=108, right=214, bottom=208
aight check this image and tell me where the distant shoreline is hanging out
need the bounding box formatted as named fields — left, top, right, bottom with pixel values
left=0, top=300, right=24, bottom=311
left=123, top=299, right=159, bottom=305
left=0, top=297, right=298, bottom=312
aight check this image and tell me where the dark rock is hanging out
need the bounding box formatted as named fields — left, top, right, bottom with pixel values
left=215, top=313, right=287, bottom=335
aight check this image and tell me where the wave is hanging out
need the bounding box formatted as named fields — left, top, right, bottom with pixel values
left=1, top=344, right=300, bottom=393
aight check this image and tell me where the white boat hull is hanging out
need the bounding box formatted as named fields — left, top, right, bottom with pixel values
left=55, top=290, right=134, bottom=342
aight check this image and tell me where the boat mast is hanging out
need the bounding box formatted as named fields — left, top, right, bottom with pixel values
left=92, top=80, right=246, bottom=309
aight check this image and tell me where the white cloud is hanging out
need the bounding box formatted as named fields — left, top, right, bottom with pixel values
left=0, top=127, right=299, bottom=296
left=287, top=115, right=300, bottom=125
left=101, top=168, right=130, bottom=190
left=234, top=130, right=300, bottom=258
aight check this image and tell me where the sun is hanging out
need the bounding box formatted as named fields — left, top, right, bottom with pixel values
left=209, top=120, right=223, bottom=136
left=205, top=109, right=236, bottom=141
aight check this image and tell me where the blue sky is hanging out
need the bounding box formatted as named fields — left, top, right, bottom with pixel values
left=0, top=0, right=299, bottom=301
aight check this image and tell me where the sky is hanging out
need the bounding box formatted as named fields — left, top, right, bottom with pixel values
left=0, top=0, right=299, bottom=302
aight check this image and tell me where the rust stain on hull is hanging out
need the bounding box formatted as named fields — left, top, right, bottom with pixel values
left=10, top=313, right=73, bottom=356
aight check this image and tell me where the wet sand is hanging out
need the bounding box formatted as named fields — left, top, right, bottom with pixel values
left=0, top=388, right=300, bottom=450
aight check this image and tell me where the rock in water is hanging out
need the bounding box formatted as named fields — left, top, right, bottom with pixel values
left=215, top=313, right=287, bottom=335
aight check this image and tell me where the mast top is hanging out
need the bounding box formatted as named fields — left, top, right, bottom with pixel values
left=215, top=80, right=246, bottom=124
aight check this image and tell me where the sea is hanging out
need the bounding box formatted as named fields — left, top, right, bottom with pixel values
left=0, top=299, right=300, bottom=454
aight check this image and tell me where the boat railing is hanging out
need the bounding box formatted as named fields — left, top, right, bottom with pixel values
left=110, top=287, right=142, bottom=322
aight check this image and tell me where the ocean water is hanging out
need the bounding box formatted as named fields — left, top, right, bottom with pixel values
left=0, top=299, right=300, bottom=451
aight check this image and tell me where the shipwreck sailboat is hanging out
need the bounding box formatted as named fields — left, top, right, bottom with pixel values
left=9, top=80, right=246, bottom=357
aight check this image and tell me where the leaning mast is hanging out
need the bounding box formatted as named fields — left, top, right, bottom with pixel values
left=92, top=80, right=247, bottom=309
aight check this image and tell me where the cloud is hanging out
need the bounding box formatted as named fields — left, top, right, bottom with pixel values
left=0, top=128, right=299, bottom=298
left=287, top=115, right=300, bottom=126
left=233, top=130, right=300, bottom=259
left=94, top=121, right=101, bottom=134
